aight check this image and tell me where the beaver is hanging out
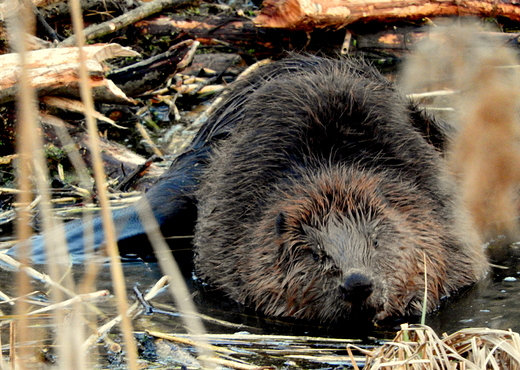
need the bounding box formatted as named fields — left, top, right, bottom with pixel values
left=10, top=55, right=489, bottom=324
left=191, top=56, right=488, bottom=323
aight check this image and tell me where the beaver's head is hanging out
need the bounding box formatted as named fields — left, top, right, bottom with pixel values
left=242, top=166, right=451, bottom=324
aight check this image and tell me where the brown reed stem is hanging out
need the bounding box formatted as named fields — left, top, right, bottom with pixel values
left=136, top=199, right=215, bottom=367
left=6, top=0, right=38, bottom=367
left=67, top=0, right=139, bottom=368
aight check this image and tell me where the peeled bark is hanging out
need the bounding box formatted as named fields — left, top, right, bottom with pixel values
left=255, top=0, right=520, bottom=30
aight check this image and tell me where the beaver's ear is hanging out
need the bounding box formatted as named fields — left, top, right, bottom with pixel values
left=275, top=212, right=287, bottom=236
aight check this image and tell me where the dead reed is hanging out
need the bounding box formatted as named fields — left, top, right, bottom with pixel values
left=352, top=324, right=520, bottom=370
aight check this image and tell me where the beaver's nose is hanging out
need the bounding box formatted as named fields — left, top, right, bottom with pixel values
left=339, top=273, right=373, bottom=302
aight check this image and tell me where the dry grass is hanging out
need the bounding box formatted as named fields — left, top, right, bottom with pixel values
left=351, top=324, right=520, bottom=370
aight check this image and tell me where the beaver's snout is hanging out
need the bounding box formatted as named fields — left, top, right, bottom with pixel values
left=340, top=273, right=374, bottom=303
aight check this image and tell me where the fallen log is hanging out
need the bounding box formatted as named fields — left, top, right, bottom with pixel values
left=134, top=13, right=520, bottom=61
left=134, top=14, right=317, bottom=58
left=255, top=0, right=520, bottom=30
left=0, top=44, right=139, bottom=104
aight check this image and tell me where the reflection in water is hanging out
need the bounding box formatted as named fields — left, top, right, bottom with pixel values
left=1, top=244, right=520, bottom=340
left=429, top=242, right=520, bottom=334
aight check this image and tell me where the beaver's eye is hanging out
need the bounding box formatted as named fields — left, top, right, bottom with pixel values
left=373, top=239, right=379, bottom=249
left=310, top=244, right=322, bottom=261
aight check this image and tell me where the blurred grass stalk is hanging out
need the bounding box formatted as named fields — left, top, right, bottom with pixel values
left=67, top=0, right=140, bottom=367
left=6, top=0, right=67, bottom=367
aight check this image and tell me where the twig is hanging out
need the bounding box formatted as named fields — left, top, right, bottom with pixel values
left=0, top=289, right=21, bottom=306
left=0, top=155, right=18, bottom=165
left=41, top=97, right=129, bottom=130
left=0, top=253, right=76, bottom=297
left=28, top=290, right=109, bottom=315
left=59, top=0, right=197, bottom=46
left=135, top=123, right=163, bottom=157
left=115, top=155, right=159, bottom=191
left=133, top=286, right=154, bottom=315
left=146, top=330, right=235, bottom=354
left=82, top=276, right=169, bottom=351
left=406, top=89, right=458, bottom=100
left=198, top=355, right=275, bottom=370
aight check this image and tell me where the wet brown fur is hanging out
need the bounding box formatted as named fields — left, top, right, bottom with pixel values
left=192, top=56, right=488, bottom=324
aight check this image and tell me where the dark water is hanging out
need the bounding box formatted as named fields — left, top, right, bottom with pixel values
left=1, top=242, right=520, bottom=342
left=146, top=242, right=520, bottom=338
left=428, top=242, right=520, bottom=335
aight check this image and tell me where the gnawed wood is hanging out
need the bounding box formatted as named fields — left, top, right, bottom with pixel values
left=0, top=43, right=139, bottom=69
left=0, top=44, right=139, bottom=103
left=255, top=0, right=520, bottom=30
